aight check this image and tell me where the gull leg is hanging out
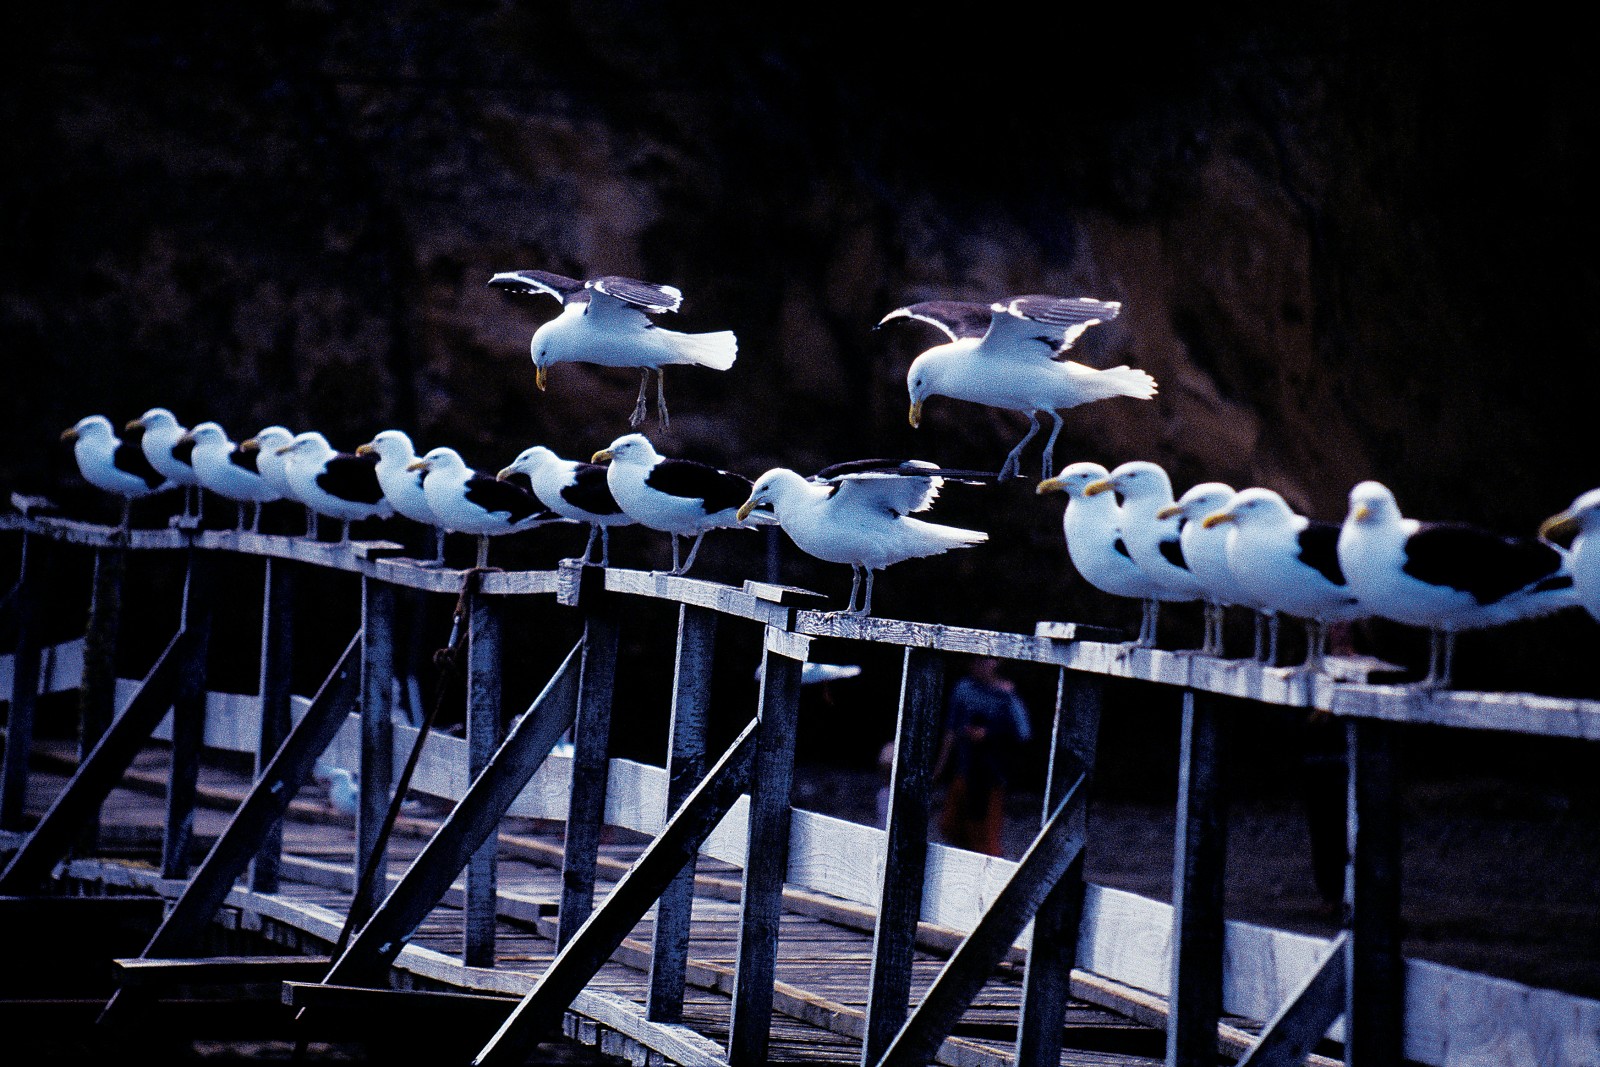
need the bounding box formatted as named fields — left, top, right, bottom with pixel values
left=1267, top=613, right=1281, bottom=665
left=305, top=508, right=318, bottom=540
left=1252, top=612, right=1266, bottom=661
left=1041, top=410, right=1065, bottom=481
left=669, top=534, right=681, bottom=575
left=656, top=366, right=669, bottom=429
left=476, top=535, right=490, bottom=569
left=120, top=498, right=133, bottom=537
left=433, top=527, right=447, bottom=565
left=235, top=502, right=246, bottom=532
left=843, top=565, right=862, bottom=615
left=250, top=502, right=262, bottom=534
left=677, top=531, right=707, bottom=575
left=1440, top=631, right=1456, bottom=688
left=859, top=569, right=877, bottom=617
left=582, top=524, right=600, bottom=565
left=600, top=526, right=611, bottom=568
left=998, top=413, right=1042, bottom=481
left=339, top=520, right=351, bottom=545
left=630, top=369, right=651, bottom=428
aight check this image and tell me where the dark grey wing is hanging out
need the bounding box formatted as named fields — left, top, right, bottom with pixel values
left=589, top=276, right=684, bottom=313
left=1296, top=522, right=1349, bottom=587
left=113, top=438, right=168, bottom=490
left=562, top=463, right=625, bottom=516
left=488, top=269, right=591, bottom=305
left=462, top=472, right=550, bottom=524
left=316, top=453, right=386, bottom=505
left=645, top=459, right=752, bottom=515
left=875, top=300, right=994, bottom=342
left=1405, top=523, right=1566, bottom=605
left=990, top=294, right=1122, bottom=354
left=227, top=445, right=262, bottom=476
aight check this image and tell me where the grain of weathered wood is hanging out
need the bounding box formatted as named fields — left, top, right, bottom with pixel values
left=560, top=589, right=620, bottom=947
left=729, top=645, right=804, bottom=1066
left=649, top=603, right=718, bottom=1023
left=1235, top=933, right=1346, bottom=1067
left=252, top=557, right=294, bottom=893
left=1165, top=690, right=1228, bottom=1067
left=355, top=575, right=396, bottom=925
left=163, top=549, right=215, bottom=879
left=1346, top=719, right=1402, bottom=1067
left=861, top=646, right=943, bottom=1066
left=75, top=542, right=126, bottom=853
left=465, top=588, right=503, bottom=968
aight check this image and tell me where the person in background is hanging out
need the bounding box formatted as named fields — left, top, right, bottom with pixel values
left=935, top=656, right=1033, bottom=856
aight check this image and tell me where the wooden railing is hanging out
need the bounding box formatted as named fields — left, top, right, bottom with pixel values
left=2, top=503, right=1598, bottom=1067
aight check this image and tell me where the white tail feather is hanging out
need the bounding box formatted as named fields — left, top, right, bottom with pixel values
left=671, top=329, right=738, bottom=370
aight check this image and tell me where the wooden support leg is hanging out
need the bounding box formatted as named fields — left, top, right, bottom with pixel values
left=1235, top=933, right=1347, bottom=1067
left=251, top=557, right=294, bottom=893
left=319, top=641, right=582, bottom=990
left=1016, top=671, right=1102, bottom=1067
left=558, top=582, right=620, bottom=948
left=163, top=550, right=215, bottom=879
left=860, top=647, right=944, bottom=1066
left=728, top=640, right=805, bottom=1066
left=354, top=576, right=395, bottom=927
left=1166, top=689, right=1229, bottom=1067
left=647, top=604, right=718, bottom=1022
left=76, top=542, right=126, bottom=854
left=463, top=586, right=502, bottom=968
left=1, top=534, right=50, bottom=832
left=1346, top=719, right=1403, bottom=1066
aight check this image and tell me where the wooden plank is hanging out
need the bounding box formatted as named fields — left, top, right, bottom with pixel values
left=1, top=534, right=48, bottom=831
left=875, top=772, right=1088, bottom=1067
left=1346, top=718, right=1402, bottom=1066
left=861, top=646, right=943, bottom=1066
left=355, top=575, right=396, bottom=925
left=464, top=587, right=503, bottom=968
left=116, top=955, right=334, bottom=987
left=1236, top=934, right=1346, bottom=1067
left=163, top=549, right=215, bottom=879
left=76, top=542, right=127, bottom=853
left=0, top=626, right=195, bottom=892
left=472, top=718, right=760, bottom=1067
left=649, top=603, right=718, bottom=1022
left=251, top=556, right=294, bottom=893
left=1166, top=689, right=1229, bottom=1067
left=1016, top=670, right=1102, bottom=1067
left=728, top=643, right=804, bottom=1066
left=283, top=980, right=516, bottom=1022
left=135, top=633, right=362, bottom=958
left=597, top=567, right=791, bottom=627
left=319, top=640, right=582, bottom=988
left=559, top=586, right=620, bottom=947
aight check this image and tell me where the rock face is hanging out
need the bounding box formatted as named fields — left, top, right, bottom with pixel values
left=5, top=4, right=1598, bottom=692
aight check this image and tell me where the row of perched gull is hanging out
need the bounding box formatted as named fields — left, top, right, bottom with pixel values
left=50, top=271, right=1600, bottom=686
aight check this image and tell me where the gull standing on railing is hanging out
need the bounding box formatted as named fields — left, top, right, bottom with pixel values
left=357, top=430, right=446, bottom=563
left=409, top=446, right=566, bottom=568
left=60, top=414, right=175, bottom=529
left=497, top=445, right=633, bottom=567
left=128, top=407, right=201, bottom=522
left=183, top=422, right=283, bottom=532
left=1088, top=461, right=1208, bottom=647
left=738, top=459, right=991, bottom=617
left=277, top=431, right=393, bottom=543
left=1156, top=482, right=1274, bottom=659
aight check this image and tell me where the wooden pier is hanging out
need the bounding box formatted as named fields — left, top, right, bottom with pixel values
left=2, top=503, right=1598, bottom=1066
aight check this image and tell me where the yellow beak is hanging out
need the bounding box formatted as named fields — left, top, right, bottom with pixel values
left=406, top=459, right=428, bottom=472
left=495, top=468, right=512, bottom=481
left=1201, top=512, right=1235, bottom=529
left=275, top=445, right=295, bottom=456
left=736, top=499, right=756, bottom=523
left=1353, top=505, right=1372, bottom=523
left=592, top=449, right=614, bottom=464
left=1036, top=478, right=1064, bottom=495
left=1084, top=479, right=1113, bottom=497
left=535, top=365, right=548, bottom=391
left=1540, top=512, right=1578, bottom=543
left=1155, top=504, right=1182, bottom=520
left=61, top=427, right=78, bottom=443
left=355, top=443, right=374, bottom=456
left=239, top=438, right=260, bottom=453
left=125, top=418, right=144, bottom=431
left=177, top=432, right=195, bottom=447
left=908, top=400, right=922, bottom=428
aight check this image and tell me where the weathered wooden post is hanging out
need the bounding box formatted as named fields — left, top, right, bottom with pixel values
left=1345, top=718, right=1403, bottom=1065
left=647, top=602, right=718, bottom=1022
left=251, top=556, right=294, bottom=892
left=75, top=538, right=127, bottom=854
left=1, top=533, right=50, bottom=832
left=860, top=645, right=944, bottom=1066
left=463, top=581, right=502, bottom=967
left=1165, top=688, right=1229, bottom=1067
left=356, top=575, right=396, bottom=923
left=727, top=629, right=806, bottom=1066
left=1016, top=669, right=1103, bottom=1066
left=557, top=566, right=619, bottom=947
left=163, top=547, right=215, bottom=879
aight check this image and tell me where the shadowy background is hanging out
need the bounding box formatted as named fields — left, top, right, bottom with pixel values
left=4, top=0, right=1598, bottom=1003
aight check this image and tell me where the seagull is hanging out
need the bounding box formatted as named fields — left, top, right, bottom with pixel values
left=1156, top=482, right=1274, bottom=659
left=238, top=426, right=300, bottom=533
left=60, top=414, right=175, bottom=527
left=488, top=269, right=738, bottom=429
left=496, top=445, right=634, bottom=567
left=128, top=407, right=201, bottom=521
left=737, top=459, right=991, bottom=616
left=1089, top=462, right=1208, bottom=646
left=1339, top=480, right=1577, bottom=686
left=182, top=422, right=282, bottom=531
left=313, top=763, right=360, bottom=818
left=1036, top=462, right=1169, bottom=646
left=877, top=294, right=1155, bottom=480
left=356, top=430, right=445, bottom=563
left=592, top=433, right=774, bottom=576
left=1541, top=488, right=1600, bottom=624
left=276, top=431, right=393, bottom=543
left=1203, top=488, right=1366, bottom=672
left=408, top=446, right=566, bottom=568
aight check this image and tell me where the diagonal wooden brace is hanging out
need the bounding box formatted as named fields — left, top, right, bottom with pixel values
left=1235, top=933, right=1348, bottom=1067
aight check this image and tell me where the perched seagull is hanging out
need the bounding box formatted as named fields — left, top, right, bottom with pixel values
left=409, top=446, right=565, bottom=568
left=182, top=422, right=282, bottom=531
left=356, top=430, right=445, bottom=563
left=1339, top=480, right=1576, bottom=686
left=1037, top=462, right=1169, bottom=646
left=276, top=431, right=393, bottom=543
left=1541, top=488, right=1600, bottom=624
left=497, top=445, right=633, bottom=567
left=128, top=407, right=201, bottom=521
left=592, top=433, right=775, bottom=576
left=60, top=414, right=175, bottom=527
left=1204, top=488, right=1366, bottom=672
left=1089, top=462, right=1208, bottom=646
left=313, top=764, right=360, bottom=817
left=737, top=459, right=991, bottom=617
left=1157, top=482, right=1274, bottom=658
left=238, top=426, right=300, bottom=533
left=488, top=269, right=738, bottom=429
left=878, top=294, right=1155, bottom=480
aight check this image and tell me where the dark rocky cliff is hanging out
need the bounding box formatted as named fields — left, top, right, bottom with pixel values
left=5, top=2, right=1598, bottom=693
